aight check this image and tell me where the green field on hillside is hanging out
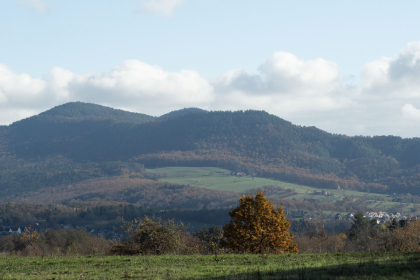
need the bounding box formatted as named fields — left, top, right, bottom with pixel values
left=148, top=166, right=304, bottom=192
left=147, top=167, right=417, bottom=213
left=1, top=253, right=419, bottom=279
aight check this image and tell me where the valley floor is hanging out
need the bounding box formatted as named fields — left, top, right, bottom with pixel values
left=0, top=252, right=419, bottom=279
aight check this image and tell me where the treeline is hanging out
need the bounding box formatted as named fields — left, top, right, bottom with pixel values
left=0, top=222, right=225, bottom=257
left=295, top=213, right=420, bottom=254
left=0, top=228, right=110, bottom=256
left=2, top=213, right=420, bottom=256
left=0, top=157, right=147, bottom=200
left=99, top=214, right=420, bottom=255
left=0, top=197, right=396, bottom=234
left=0, top=202, right=231, bottom=231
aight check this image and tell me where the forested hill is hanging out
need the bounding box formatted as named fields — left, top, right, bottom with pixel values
left=159, top=108, right=207, bottom=119
left=12, top=102, right=157, bottom=124
left=2, top=102, right=420, bottom=196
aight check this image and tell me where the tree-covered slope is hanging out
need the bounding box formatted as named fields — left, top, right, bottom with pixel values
left=13, top=102, right=157, bottom=124
left=2, top=102, right=420, bottom=196
left=159, top=107, right=207, bottom=119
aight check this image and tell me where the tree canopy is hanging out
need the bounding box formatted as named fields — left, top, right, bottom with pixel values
left=221, top=190, right=297, bottom=254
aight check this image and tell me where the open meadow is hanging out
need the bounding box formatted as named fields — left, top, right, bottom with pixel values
left=147, top=167, right=418, bottom=214
left=0, top=252, right=419, bottom=279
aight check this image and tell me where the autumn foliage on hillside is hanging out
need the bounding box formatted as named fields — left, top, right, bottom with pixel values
left=18, top=176, right=239, bottom=209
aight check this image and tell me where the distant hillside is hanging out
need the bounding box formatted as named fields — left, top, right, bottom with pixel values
left=12, top=102, right=156, bottom=125
left=18, top=176, right=239, bottom=209
left=1, top=102, right=420, bottom=197
left=159, top=108, right=207, bottom=119
left=0, top=127, right=8, bottom=157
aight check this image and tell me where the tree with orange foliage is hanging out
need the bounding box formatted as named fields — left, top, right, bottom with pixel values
left=221, top=190, right=297, bottom=254
left=12, top=225, right=40, bottom=252
left=393, top=220, right=420, bottom=252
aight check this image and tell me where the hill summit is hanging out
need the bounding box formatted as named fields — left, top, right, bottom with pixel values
left=36, top=102, right=156, bottom=123
left=159, top=108, right=207, bottom=119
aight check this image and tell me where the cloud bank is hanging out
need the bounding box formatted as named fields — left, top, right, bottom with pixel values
left=212, top=52, right=348, bottom=113
left=2, top=42, right=420, bottom=137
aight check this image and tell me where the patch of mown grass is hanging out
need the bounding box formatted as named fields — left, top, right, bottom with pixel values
left=0, top=252, right=419, bottom=279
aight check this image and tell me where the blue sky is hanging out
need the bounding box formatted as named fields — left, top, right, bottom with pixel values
left=2, top=0, right=420, bottom=137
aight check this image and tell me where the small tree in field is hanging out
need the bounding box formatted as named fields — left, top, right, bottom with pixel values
left=221, top=190, right=297, bottom=254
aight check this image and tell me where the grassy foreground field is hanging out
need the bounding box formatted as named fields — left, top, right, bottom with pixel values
left=0, top=252, right=419, bottom=279
left=147, top=167, right=418, bottom=214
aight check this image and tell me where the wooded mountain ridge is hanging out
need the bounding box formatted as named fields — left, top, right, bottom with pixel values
left=1, top=101, right=420, bottom=198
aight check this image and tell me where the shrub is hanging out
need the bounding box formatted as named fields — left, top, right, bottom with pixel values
left=0, top=228, right=110, bottom=256
left=109, top=216, right=188, bottom=255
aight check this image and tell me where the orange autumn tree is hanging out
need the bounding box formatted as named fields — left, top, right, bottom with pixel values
left=221, top=190, right=298, bottom=254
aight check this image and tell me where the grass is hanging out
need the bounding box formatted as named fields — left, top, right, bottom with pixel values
left=146, top=167, right=419, bottom=214
left=0, top=252, right=419, bottom=279
left=148, top=166, right=301, bottom=192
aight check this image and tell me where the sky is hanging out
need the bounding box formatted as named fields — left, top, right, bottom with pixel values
left=1, top=0, right=420, bottom=137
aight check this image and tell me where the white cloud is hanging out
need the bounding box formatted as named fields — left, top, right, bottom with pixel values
left=361, top=42, right=420, bottom=99
left=402, top=104, right=420, bottom=120
left=214, top=52, right=342, bottom=97
left=0, top=60, right=213, bottom=122
left=137, top=0, right=184, bottom=15
left=259, top=52, right=342, bottom=95
left=3, top=43, right=420, bottom=137
left=211, top=45, right=420, bottom=137
left=361, top=57, right=391, bottom=89
left=0, top=64, right=48, bottom=107
left=212, top=51, right=350, bottom=116
left=15, top=0, right=50, bottom=12
left=65, top=60, right=214, bottom=112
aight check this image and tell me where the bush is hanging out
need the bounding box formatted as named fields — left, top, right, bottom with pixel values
left=0, top=228, right=110, bottom=256
left=109, top=216, right=197, bottom=255
left=194, top=226, right=224, bottom=254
